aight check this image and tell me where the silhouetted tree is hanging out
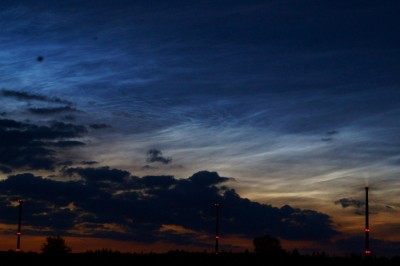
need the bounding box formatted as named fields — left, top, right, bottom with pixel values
left=253, top=234, right=284, bottom=255
left=41, top=235, right=71, bottom=255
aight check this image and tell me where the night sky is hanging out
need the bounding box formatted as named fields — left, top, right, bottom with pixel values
left=1, top=0, right=400, bottom=256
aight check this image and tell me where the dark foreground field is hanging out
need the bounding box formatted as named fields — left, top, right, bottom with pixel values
left=1, top=251, right=400, bottom=266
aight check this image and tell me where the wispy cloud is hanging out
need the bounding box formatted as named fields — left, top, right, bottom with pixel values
left=1, top=89, right=71, bottom=105
left=29, top=106, right=79, bottom=115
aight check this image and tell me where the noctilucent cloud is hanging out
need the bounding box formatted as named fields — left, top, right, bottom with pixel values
left=0, top=1, right=400, bottom=256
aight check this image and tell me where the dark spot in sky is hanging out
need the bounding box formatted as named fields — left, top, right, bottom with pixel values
left=37, top=56, right=44, bottom=62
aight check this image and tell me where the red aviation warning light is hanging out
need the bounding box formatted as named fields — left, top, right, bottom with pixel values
left=214, top=203, right=220, bottom=254
left=16, top=200, right=23, bottom=252
left=364, top=186, right=371, bottom=257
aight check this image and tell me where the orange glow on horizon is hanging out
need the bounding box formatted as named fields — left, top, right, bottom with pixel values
left=0, top=234, right=217, bottom=253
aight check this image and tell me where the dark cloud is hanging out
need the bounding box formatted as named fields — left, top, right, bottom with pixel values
left=0, top=118, right=24, bottom=128
left=0, top=173, right=98, bottom=207
left=89, top=124, right=112, bottom=130
left=80, top=161, right=98, bottom=165
left=0, top=166, right=12, bottom=174
left=142, top=164, right=157, bottom=170
left=0, top=173, right=101, bottom=231
left=321, top=130, right=339, bottom=141
left=1, top=89, right=71, bottom=105
left=112, top=111, right=133, bottom=118
left=140, top=175, right=177, bottom=188
left=188, top=171, right=231, bottom=186
left=58, top=161, right=74, bottom=167
left=0, top=170, right=338, bottom=246
left=63, top=166, right=131, bottom=185
left=50, top=140, right=85, bottom=147
left=0, top=118, right=87, bottom=171
left=28, top=106, right=79, bottom=115
left=146, top=149, right=172, bottom=164
left=335, top=198, right=367, bottom=216
left=326, top=130, right=339, bottom=135
left=63, top=115, right=76, bottom=121
left=334, top=198, right=364, bottom=208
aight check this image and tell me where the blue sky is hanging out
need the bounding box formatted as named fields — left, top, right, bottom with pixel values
left=0, top=0, right=400, bottom=255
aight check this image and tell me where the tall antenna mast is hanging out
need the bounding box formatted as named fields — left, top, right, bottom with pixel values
left=16, top=200, right=23, bottom=252
left=364, top=186, right=371, bottom=256
left=214, top=203, right=220, bottom=254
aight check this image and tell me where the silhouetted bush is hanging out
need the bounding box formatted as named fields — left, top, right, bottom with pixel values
left=253, top=234, right=284, bottom=255
left=41, top=235, right=71, bottom=255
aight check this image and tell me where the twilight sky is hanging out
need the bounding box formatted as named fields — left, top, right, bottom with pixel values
left=1, top=0, right=400, bottom=256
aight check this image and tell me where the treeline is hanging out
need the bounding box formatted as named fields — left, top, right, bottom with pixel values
left=1, top=250, right=400, bottom=266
